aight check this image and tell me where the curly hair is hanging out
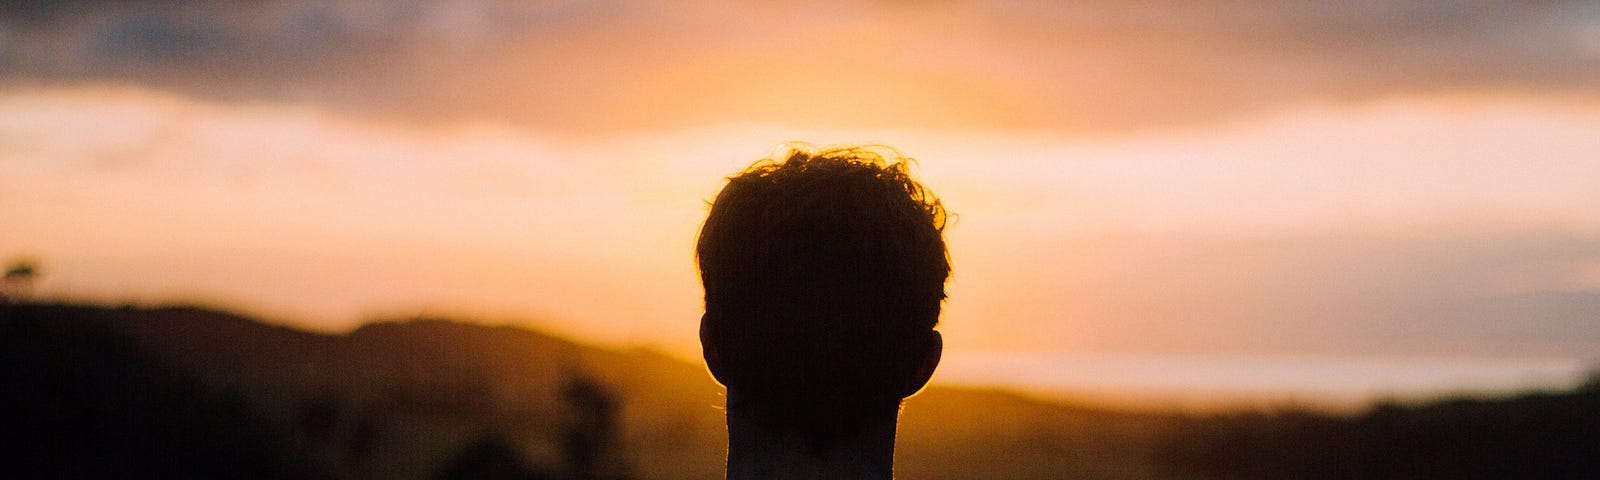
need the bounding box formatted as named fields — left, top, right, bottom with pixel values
left=697, top=144, right=950, bottom=450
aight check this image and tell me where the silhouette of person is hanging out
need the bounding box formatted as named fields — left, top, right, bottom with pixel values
left=697, top=145, right=949, bottom=479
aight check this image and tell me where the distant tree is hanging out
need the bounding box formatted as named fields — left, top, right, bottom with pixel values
left=2, top=258, right=40, bottom=302
left=562, top=375, right=632, bottom=480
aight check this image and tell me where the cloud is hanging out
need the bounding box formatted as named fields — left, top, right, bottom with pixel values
left=3, top=0, right=1597, bottom=132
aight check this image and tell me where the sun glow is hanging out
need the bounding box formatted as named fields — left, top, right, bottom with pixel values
left=4, top=85, right=1600, bottom=402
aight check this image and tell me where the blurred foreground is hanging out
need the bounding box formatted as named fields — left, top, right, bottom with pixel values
left=4, top=302, right=1596, bottom=479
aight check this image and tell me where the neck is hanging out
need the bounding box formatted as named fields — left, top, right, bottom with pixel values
left=723, top=406, right=898, bottom=480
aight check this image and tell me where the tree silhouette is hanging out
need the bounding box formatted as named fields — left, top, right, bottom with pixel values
left=562, top=374, right=632, bottom=480
left=2, top=258, right=40, bottom=302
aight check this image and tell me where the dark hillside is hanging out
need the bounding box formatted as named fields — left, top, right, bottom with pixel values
left=1, top=304, right=320, bottom=479
left=4, top=302, right=1595, bottom=480
left=1158, top=384, right=1600, bottom=479
left=3, top=303, right=719, bottom=479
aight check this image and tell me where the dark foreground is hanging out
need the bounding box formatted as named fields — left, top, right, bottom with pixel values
left=3, top=303, right=1596, bottom=479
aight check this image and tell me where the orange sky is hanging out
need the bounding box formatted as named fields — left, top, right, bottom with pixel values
left=4, top=1, right=1600, bottom=400
left=5, top=85, right=1599, bottom=361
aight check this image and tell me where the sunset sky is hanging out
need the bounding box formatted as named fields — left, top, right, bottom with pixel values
left=4, top=0, right=1599, bottom=403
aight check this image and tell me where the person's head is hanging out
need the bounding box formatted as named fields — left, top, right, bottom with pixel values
left=697, top=144, right=949, bottom=450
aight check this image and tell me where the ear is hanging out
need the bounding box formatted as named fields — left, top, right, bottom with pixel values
left=901, top=330, right=942, bottom=398
left=699, top=313, right=729, bottom=387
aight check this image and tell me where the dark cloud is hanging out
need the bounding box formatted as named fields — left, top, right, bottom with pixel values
left=3, top=0, right=1597, bottom=131
left=962, top=0, right=1600, bottom=128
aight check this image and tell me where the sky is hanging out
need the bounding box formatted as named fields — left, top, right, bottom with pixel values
left=4, top=0, right=1600, bottom=401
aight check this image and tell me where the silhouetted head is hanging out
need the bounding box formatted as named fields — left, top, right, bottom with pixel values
left=697, top=144, right=949, bottom=450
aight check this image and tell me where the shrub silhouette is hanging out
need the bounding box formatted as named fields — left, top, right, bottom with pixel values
left=432, top=434, right=555, bottom=480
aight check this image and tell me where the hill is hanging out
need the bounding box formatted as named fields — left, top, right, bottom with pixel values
left=4, top=302, right=1596, bottom=479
